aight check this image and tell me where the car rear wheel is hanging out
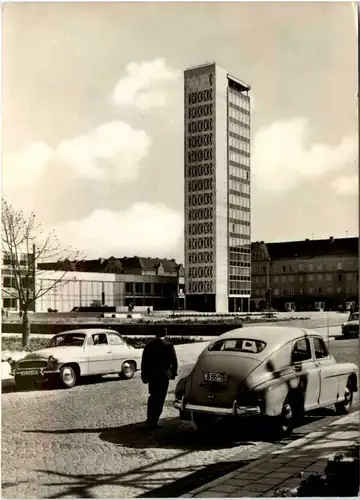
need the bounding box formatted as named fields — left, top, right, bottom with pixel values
left=335, top=380, right=353, bottom=415
left=193, top=413, right=217, bottom=432
left=119, top=361, right=136, bottom=380
left=59, top=365, right=78, bottom=389
left=270, top=398, right=295, bottom=438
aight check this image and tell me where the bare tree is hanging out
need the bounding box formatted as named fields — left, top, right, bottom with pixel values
left=1, top=199, right=82, bottom=347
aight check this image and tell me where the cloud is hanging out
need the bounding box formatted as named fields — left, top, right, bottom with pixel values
left=3, top=120, right=151, bottom=207
left=330, top=175, right=358, bottom=195
left=56, top=121, right=151, bottom=182
left=112, top=58, right=180, bottom=110
left=252, top=117, right=357, bottom=192
left=54, top=203, right=183, bottom=259
left=4, top=142, right=54, bottom=190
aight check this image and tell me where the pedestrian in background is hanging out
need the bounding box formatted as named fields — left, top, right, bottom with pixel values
left=141, top=327, right=178, bottom=430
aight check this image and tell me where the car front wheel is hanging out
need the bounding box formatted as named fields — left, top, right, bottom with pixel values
left=119, top=361, right=136, bottom=380
left=335, top=381, right=353, bottom=415
left=59, top=365, right=78, bottom=389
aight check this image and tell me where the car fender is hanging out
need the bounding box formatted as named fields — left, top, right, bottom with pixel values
left=252, top=369, right=300, bottom=417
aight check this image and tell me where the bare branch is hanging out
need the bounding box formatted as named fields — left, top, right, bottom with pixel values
left=1, top=198, right=83, bottom=312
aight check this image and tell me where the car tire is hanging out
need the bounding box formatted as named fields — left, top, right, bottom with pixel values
left=270, top=398, right=295, bottom=438
left=335, top=380, right=353, bottom=415
left=119, top=361, right=136, bottom=380
left=59, top=365, right=78, bottom=389
left=193, top=413, right=217, bottom=432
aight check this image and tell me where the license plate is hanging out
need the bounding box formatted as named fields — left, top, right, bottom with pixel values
left=202, top=371, right=228, bottom=384
left=17, top=370, right=40, bottom=376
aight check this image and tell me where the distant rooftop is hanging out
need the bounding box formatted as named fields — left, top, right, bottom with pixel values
left=38, top=256, right=184, bottom=275
left=252, top=236, right=358, bottom=260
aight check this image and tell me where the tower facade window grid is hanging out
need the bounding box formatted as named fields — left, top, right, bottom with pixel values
left=184, top=63, right=251, bottom=312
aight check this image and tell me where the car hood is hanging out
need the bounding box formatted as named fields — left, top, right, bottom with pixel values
left=21, top=346, right=83, bottom=361
left=184, top=352, right=261, bottom=407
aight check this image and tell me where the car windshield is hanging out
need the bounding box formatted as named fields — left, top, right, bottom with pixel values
left=209, top=338, right=266, bottom=353
left=47, top=333, right=86, bottom=348
left=349, top=312, right=359, bottom=321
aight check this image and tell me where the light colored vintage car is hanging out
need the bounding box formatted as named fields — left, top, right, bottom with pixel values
left=341, top=312, right=359, bottom=338
left=8, top=328, right=142, bottom=389
left=174, top=326, right=358, bottom=436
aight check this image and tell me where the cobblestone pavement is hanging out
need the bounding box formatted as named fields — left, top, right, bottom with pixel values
left=2, top=333, right=358, bottom=498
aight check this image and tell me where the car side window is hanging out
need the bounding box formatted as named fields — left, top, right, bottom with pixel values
left=292, top=338, right=311, bottom=364
left=313, top=337, right=329, bottom=359
left=108, top=334, right=124, bottom=346
left=92, top=333, right=108, bottom=345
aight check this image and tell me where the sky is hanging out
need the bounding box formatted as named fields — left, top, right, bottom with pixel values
left=2, top=2, right=358, bottom=263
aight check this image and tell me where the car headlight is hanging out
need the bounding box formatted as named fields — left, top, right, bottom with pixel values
left=48, top=355, right=58, bottom=369
left=7, top=357, right=17, bottom=372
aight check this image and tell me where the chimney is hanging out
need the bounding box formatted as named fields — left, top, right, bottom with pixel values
left=330, top=236, right=334, bottom=243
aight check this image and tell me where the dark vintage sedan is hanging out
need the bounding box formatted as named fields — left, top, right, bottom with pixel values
left=341, top=312, right=359, bottom=338
left=174, top=326, right=358, bottom=436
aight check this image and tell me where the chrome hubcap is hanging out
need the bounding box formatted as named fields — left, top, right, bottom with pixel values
left=62, top=367, right=75, bottom=385
left=123, top=363, right=133, bottom=376
left=282, top=404, right=293, bottom=427
left=344, top=388, right=352, bottom=406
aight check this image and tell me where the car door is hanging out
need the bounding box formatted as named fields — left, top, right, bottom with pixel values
left=108, top=332, right=132, bottom=372
left=312, top=336, right=338, bottom=406
left=291, top=337, right=321, bottom=410
left=87, top=332, right=114, bottom=374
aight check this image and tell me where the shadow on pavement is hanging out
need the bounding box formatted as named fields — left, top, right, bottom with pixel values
left=31, top=456, right=253, bottom=499
left=24, top=417, right=257, bottom=451
left=138, top=459, right=252, bottom=498
left=23, top=407, right=339, bottom=452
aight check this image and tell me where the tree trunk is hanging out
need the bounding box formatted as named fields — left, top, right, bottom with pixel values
left=22, top=309, right=31, bottom=348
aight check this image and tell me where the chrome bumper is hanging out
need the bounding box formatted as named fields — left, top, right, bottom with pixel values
left=174, top=398, right=261, bottom=417
left=12, top=368, right=60, bottom=377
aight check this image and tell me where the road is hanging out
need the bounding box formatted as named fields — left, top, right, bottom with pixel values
left=2, top=327, right=359, bottom=498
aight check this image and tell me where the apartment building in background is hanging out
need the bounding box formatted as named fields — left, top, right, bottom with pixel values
left=2, top=251, right=35, bottom=311
left=251, top=237, right=358, bottom=311
left=184, top=62, right=251, bottom=313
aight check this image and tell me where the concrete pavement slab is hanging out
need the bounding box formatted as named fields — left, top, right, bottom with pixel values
left=185, top=411, right=359, bottom=498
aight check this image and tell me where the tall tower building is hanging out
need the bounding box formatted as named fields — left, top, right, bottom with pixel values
left=184, top=63, right=251, bottom=313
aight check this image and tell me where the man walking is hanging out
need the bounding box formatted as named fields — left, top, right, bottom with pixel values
left=141, top=327, right=178, bottom=430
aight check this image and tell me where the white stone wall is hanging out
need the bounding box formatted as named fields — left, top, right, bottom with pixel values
left=214, top=65, right=229, bottom=313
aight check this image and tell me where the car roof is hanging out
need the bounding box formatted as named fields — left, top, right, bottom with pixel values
left=56, top=329, right=118, bottom=336
left=213, top=326, right=321, bottom=357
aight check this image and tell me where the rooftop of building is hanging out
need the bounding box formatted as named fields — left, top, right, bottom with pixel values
left=38, top=256, right=184, bottom=275
left=184, top=62, right=251, bottom=91
left=252, top=236, right=358, bottom=260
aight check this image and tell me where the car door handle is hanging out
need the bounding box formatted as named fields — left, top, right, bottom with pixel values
left=107, top=351, right=112, bottom=355
left=293, top=365, right=302, bottom=372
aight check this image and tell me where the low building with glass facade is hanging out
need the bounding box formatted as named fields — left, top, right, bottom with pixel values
left=5, top=257, right=185, bottom=313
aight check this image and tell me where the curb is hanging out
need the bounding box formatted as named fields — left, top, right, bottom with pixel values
left=183, top=411, right=359, bottom=498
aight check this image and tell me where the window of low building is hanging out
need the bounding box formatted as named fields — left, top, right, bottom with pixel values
left=125, top=282, right=133, bottom=294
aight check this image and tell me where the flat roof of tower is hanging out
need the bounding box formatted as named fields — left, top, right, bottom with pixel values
left=184, top=62, right=251, bottom=91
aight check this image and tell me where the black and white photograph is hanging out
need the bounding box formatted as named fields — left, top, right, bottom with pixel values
left=1, top=1, right=359, bottom=498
